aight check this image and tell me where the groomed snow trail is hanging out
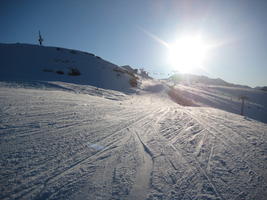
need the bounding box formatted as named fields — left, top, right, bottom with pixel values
left=0, top=84, right=266, bottom=200
left=127, top=131, right=153, bottom=200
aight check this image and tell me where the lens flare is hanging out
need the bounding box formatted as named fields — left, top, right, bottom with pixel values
left=168, top=35, right=209, bottom=73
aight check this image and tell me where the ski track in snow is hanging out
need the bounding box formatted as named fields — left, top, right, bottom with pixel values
left=0, top=84, right=267, bottom=200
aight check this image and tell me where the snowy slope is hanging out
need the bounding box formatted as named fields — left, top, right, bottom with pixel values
left=0, top=82, right=267, bottom=200
left=168, top=83, right=267, bottom=123
left=0, top=43, right=137, bottom=93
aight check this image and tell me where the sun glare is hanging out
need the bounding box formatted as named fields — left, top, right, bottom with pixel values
left=168, top=35, right=208, bottom=73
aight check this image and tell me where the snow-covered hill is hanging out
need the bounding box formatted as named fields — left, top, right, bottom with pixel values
left=0, top=43, right=138, bottom=93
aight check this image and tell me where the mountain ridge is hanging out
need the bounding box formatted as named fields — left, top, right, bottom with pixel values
left=168, top=73, right=252, bottom=88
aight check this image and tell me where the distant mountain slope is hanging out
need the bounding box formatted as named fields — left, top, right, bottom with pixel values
left=165, top=73, right=267, bottom=123
left=255, top=86, right=267, bottom=92
left=169, top=73, right=250, bottom=88
left=0, top=43, right=137, bottom=93
left=165, top=82, right=267, bottom=123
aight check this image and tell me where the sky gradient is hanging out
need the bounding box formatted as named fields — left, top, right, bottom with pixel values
left=1, top=0, right=267, bottom=87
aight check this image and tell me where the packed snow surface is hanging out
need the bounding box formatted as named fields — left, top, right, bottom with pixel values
left=1, top=81, right=266, bottom=200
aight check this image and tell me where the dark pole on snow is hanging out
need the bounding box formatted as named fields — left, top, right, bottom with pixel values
left=38, top=31, right=44, bottom=46
left=239, top=95, right=248, bottom=116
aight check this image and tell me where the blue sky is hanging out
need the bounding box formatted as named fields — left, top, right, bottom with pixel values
left=1, top=0, right=267, bottom=87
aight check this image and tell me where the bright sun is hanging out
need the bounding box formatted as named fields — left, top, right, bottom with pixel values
left=168, top=35, right=208, bottom=73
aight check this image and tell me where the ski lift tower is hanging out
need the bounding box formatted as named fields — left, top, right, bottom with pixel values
left=38, top=31, right=44, bottom=46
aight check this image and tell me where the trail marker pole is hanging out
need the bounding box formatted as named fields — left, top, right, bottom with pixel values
left=38, top=31, right=44, bottom=46
left=239, top=95, right=248, bottom=116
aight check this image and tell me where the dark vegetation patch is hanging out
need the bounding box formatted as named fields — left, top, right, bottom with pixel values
left=129, top=77, right=138, bottom=87
left=43, top=69, right=54, bottom=73
left=56, top=70, right=64, bottom=75
left=116, top=73, right=121, bottom=77
left=70, top=50, right=77, bottom=54
left=68, top=67, right=81, bottom=76
left=113, top=67, right=139, bottom=87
